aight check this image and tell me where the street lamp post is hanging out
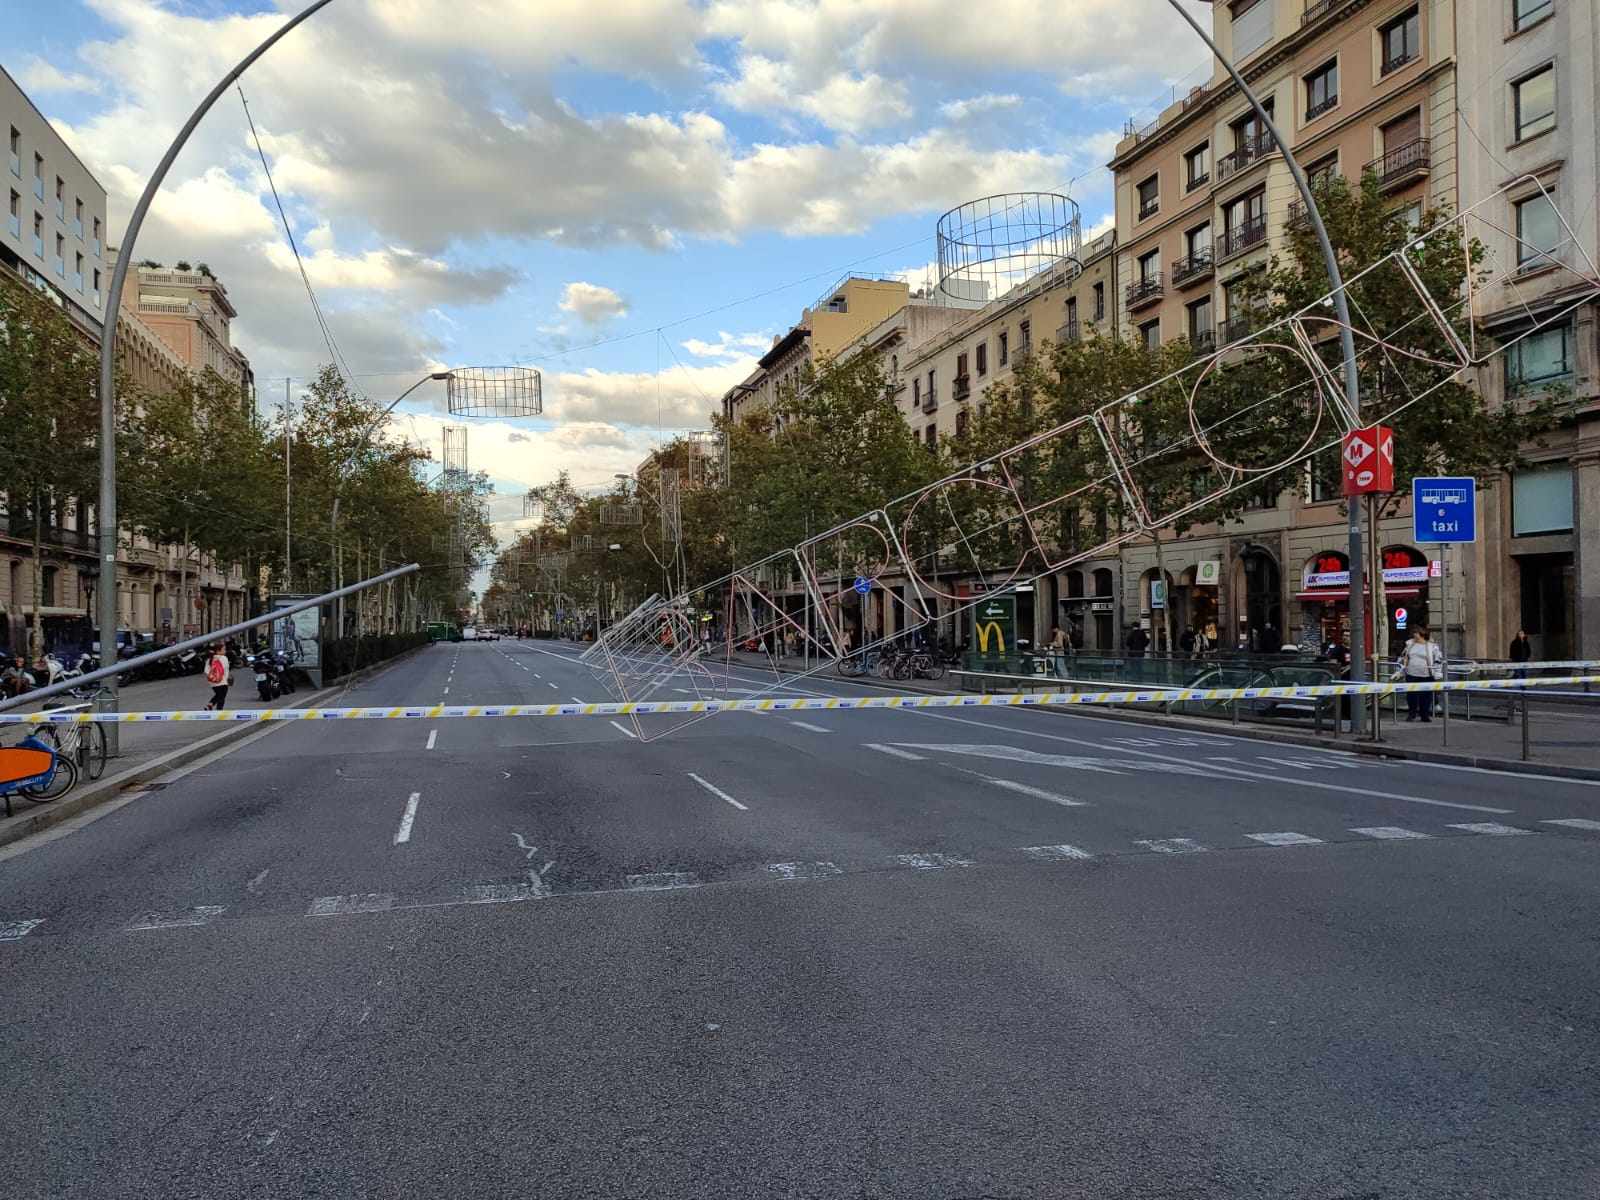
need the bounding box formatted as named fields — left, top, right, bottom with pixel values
left=93, top=0, right=338, bottom=756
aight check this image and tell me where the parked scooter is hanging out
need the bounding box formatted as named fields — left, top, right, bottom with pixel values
left=246, top=652, right=280, bottom=701
left=271, top=652, right=297, bottom=696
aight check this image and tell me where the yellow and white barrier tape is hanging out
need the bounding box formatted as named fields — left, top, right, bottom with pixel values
left=1, top=674, right=1595, bottom=725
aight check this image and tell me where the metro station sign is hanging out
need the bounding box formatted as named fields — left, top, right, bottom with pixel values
left=1341, top=425, right=1395, bottom=496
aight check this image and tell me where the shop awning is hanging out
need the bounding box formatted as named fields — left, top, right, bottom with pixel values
left=1295, top=586, right=1421, bottom=602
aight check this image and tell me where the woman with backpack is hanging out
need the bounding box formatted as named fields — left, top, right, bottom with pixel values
left=203, top=644, right=232, bottom=711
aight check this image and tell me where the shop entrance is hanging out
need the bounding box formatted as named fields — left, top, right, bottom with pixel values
left=1518, top=552, right=1573, bottom=660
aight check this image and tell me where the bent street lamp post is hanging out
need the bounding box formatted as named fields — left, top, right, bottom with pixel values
left=94, top=0, right=340, bottom=757
left=1164, top=0, right=1368, bottom=729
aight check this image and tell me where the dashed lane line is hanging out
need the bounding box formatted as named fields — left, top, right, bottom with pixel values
left=864, top=743, right=925, bottom=761
left=686, top=772, right=748, bottom=811
left=980, top=777, right=1087, bottom=808
left=1245, top=831, right=1324, bottom=847
left=425, top=729, right=437, bottom=751
left=394, top=792, right=421, bottom=845
left=789, top=720, right=832, bottom=733
left=609, top=720, right=638, bottom=739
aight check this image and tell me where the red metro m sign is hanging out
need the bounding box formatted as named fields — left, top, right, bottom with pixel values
left=1341, top=425, right=1395, bottom=496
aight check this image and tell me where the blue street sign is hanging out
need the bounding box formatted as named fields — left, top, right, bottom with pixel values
left=1412, top=476, right=1476, bottom=544
left=853, top=576, right=872, bottom=595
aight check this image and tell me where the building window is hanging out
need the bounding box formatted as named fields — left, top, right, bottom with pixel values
left=1306, top=152, right=1339, bottom=192
left=1394, top=200, right=1423, bottom=232
left=73, top=251, right=83, bottom=293
left=1093, top=282, right=1105, bottom=321
left=1066, top=297, right=1078, bottom=325
left=1512, top=465, right=1572, bottom=534
left=1380, top=8, right=1420, bottom=74
left=955, top=351, right=968, bottom=392
left=6, top=188, right=18, bottom=239
left=73, top=197, right=83, bottom=239
left=1186, top=222, right=1212, bottom=257
left=1137, top=248, right=1160, bottom=283
left=1187, top=295, right=1214, bottom=344
left=7, top=126, right=18, bottom=177
left=92, top=267, right=101, bottom=305
left=955, top=409, right=970, bottom=440
left=32, top=211, right=43, bottom=257
left=1507, top=321, right=1572, bottom=387
left=998, top=331, right=1009, bottom=365
left=1231, top=0, right=1272, bottom=59
left=1185, top=142, right=1210, bottom=190
left=1304, top=60, right=1339, bottom=119
left=1019, top=321, right=1031, bottom=353
left=1233, top=100, right=1273, bottom=149
left=1139, top=318, right=1160, bottom=350
left=32, top=153, right=43, bottom=200
left=912, top=377, right=921, bottom=407
left=1309, top=450, right=1341, bottom=502
left=1513, top=0, right=1552, bottom=31
left=1137, top=174, right=1160, bottom=220
left=1515, top=193, right=1560, bottom=266
left=925, top=424, right=938, bottom=450
left=926, top=368, right=936, bottom=404
left=1513, top=66, right=1555, bottom=141
left=975, top=342, right=987, bottom=375
left=92, top=216, right=101, bottom=257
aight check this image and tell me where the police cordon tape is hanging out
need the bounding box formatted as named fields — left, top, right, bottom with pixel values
left=1, top=674, right=1596, bottom=725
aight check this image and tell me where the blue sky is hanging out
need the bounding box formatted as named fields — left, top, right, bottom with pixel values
left=6, top=0, right=1209, bottom=567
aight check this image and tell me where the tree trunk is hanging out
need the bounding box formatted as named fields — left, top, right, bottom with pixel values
left=178, top=525, right=190, bottom=645
left=29, top=486, right=44, bottom=661
left=1150, top=528, right=1175, bottom=656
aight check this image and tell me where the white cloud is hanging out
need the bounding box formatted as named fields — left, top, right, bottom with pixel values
left=681, top=330, right=773, bottom=361
left=715, top=56, right=911, bottom=134
left=15, top=56, right=101, bottom=95
left=559, top=282, right=628, bottom=326
left=938, top=93, right=1022, bottom=121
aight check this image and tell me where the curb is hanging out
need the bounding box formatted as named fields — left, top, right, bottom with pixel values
left=738, top=655, right=1600, bottom=781
left=0, top=644, right=429, bottom=851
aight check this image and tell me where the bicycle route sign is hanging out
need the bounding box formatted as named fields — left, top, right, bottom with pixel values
left=853, top=576, right=872, bottom=595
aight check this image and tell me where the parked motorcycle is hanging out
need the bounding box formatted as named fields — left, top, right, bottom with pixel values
left=246, top=653, right=280, bottom=701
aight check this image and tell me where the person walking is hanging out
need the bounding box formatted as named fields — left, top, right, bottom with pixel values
left=1508, top=629, right=1532, bottom=681
left=203, top=643, right=232, bottom=711
left=1047, top=624, right=1068, bottom=677
left=1396, top=627, right=1444, bottom=722
left=1126, top=624, right=1150, bottom=659
left=1178, top=627, right=1196, bottom=658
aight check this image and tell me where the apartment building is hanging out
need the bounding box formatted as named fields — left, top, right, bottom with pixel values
left=1106, top=0, right=1461, bottom=657
left=1458, top=0, right=1600, bottom=658
left=2, top=63, right=106, bottom=338
left=722, top=276, right=922, bottom=423
left=121, top=260, right=256, bottom=409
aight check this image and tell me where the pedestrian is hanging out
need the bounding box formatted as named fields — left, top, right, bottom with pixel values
left=1047, top=624, right=1068, bottom=677
left=203, top=643, right=231, bottom=711
left=1126, top=624, right=1150, bottom=659
left=1508, top=628, right=1531, bottom=680
left=1395, top=626, right=1443, bottom=723
left=1178, top=626, right=1196, bottom=658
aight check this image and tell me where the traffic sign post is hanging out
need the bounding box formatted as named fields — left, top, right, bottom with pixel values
left=852, top=576, right=872, bottom=596
left=1413, top=477, right=1477, bottom=748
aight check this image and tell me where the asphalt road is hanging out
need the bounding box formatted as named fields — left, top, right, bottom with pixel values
left=3, top=639, right=1599, bottom=1199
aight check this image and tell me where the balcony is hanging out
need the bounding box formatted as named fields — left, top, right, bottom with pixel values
left=1217, top=314, right=1258, bottom=346
left=1305, top=92, right=1338, bottom=121
left=1217, top=132, right=1274, bottom=181
left=1125, top=274, right=1164, bottom=310
left=1217, top=214, right=1268, bottom=262
left=952, top=374, right=971, bottom=401
left=1190, top=328, right=1217, bottom=353
left=1138, top=197, right=1160, bottom=221
left=1301, top=0, right=1341, bottom=24
left=921, top=390, right=938, bottom=414
left=1381, top=48, right=1418, bottom=76
left=1171, top=249, right=1214, bottom=287
left=1185, top=170, right=1210, bottom=192
left=1365, top=138, right=1430, bottom=192
left=1056, top=319, right=1081, bottom=344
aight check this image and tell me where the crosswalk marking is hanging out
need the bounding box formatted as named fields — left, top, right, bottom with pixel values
left=1447, top=822, right=1533, bottom=836
left=768, top=861, right=843, bottom=880
left=865, top=743, right=925, bottom=761
left=1350, top=826, right=1430, bottom=840
left=309, top=893, right=396, bottom=917
left=127, top=906, right=226, bottom=932
left=891, top=852, right=975, bottom=870
left=0, top=919, right=44, bottom=941
left=459, top=883, right=540, bottom=904
left=1134, top=837, right=1207, bottom=855
left=624, top=871, right=700, bottom=891
left=1246, top=831, right=1324, bottom=847
left=1543, top=818, right=1600, bottom=832
left=1020, top=844, right=1093, bottom=861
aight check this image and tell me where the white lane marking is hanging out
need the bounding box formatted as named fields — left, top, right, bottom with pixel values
left=1135, top=837, right=1207, bottom=855
left=442, top=687, right=450, bottom=696
left=570, top=696, right=584, bottom=703
left=981, top=777, right=1088, bottom=807
left=394, top=792, right=421, bottom=844
left=425, top=729, right=438, bottom=751
left=625, top=871, right=699, bottom=890
left=768, top=861, right=843, bottom=880
left=0, top=919, right=45, bottom=941
left=533, top=673, right=541, bottom=679
left=892, top=852, right=975, bottom=869
left=246, top=869, right=270, bottom=894
left=789, top=720, right=832, bottom=733
left=1260, top=756, right=1361, bottom=771
left=687, top=772, right=748, bottom=811
left=898, top=710, right=1514, bottom=812
left=548, top=682, right=558, bottom=688
left=460, top=883, right=540, bottom=904
left=1246, top=831, right=1324, bottom=847
left=609, top=720, right=638, bottom=739
left=1447, top=822, right=1533, bottom=836
left=1369, top=758, right=1600, bottom=789
left=1020, top=843, right=1093, bottom=861
left=308, top=893, right=396, bottom=917
left=127, top=905, right=226, bottom=932
left=865, top=743, right=925, bottom=761
left=1351, top=826, right=1431, bottom=840
left=1544, top=818, right=1600, bottom=831
left=897, top=742, right=1149, bottom=776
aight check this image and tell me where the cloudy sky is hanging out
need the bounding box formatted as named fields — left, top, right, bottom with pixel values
left=9, top=0, right=1209, bottom=583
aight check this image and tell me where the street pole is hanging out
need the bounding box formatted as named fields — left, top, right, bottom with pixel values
left=93, top=0, right=338, bottom=757
left=1164, top=0, right=1367, bottom=728
left=284, top=377, right=292, bottom=590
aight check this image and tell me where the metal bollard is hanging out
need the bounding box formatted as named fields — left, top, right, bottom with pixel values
left=1522, top=694, right=1531, bottom=760
left=95, top=685, right=119, bottom=758
left=1442, top=684, right=1449, bottom=747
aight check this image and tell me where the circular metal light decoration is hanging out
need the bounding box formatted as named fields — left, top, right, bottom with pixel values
left=446, top=366, right=543, bottom=417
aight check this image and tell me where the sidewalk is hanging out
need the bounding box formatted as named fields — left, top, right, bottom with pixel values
left=720, top=649, right=1600, bottom=779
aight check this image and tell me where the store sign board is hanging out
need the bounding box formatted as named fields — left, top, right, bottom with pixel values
left=1303, top=566, right=1429, bottom=588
